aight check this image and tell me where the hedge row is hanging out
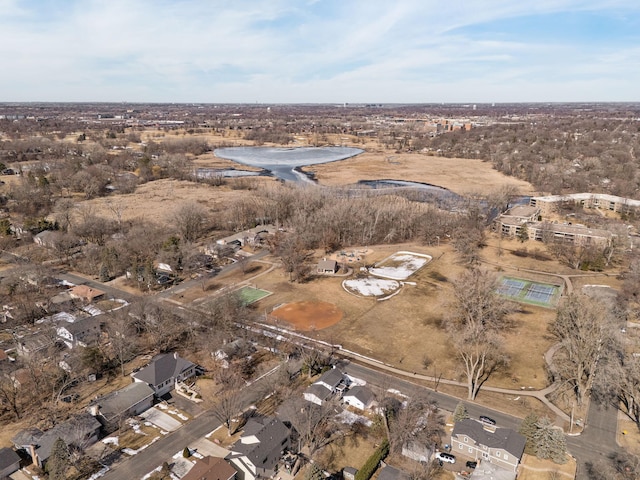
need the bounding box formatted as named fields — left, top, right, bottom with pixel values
left=354, top=439, right=389, bottom=480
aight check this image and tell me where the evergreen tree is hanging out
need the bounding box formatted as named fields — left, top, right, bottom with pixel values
left=305, top=462, right=324, bottom=480
left=533, top=417, right=567, bottom=464
left=46, top=438, right=70, bottom=480
left=453, top=402, right=469, bottom=422
left=519, top=413, right=540, bottom=455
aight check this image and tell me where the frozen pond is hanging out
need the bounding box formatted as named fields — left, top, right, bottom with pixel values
left=214, top=146, right=363, bottom=182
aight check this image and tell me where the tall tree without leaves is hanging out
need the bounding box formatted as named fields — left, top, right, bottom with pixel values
left=550, top=293, right=616, bottom=406
left=446, top=268, right=513, bottom=399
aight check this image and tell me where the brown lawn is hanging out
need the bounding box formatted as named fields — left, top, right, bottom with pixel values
left=182, top=241, right=560, bottom=398
left=301, top=152, right=535, bottom=196
left=518, top=453, right=576, bottom=480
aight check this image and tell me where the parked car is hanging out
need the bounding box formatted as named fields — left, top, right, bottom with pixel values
left=435, top=452, right=456, bottom=464
left=466, top=461, right=478, bottom=469
left=479, top=415, right=496, bottom=426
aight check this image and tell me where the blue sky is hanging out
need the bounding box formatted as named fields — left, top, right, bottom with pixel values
left=1, top=0, right=639, bottom=103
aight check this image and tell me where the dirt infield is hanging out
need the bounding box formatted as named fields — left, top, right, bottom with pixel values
left=271, top=301, right=343, bottom=331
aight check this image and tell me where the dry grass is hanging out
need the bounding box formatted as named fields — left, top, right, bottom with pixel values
left=206, top=425, right=243, bottom=448
left=518, top=453, right=576, bottom=479
left=77, top=177, right=276, bottom=227
left=301, top=151, right=535, bottom=196
left=315, top=434, right=378, bottom=472
left=618, top=417, right=640, bottom=456
left=118, top=423, right=161, bottom=451
left=180, top=242, right=560, bottom=401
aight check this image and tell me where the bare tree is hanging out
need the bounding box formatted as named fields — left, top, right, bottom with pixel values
left=550, top=293, right=617, bottom=406
left=280, top=397, right=342, bottom=457
left=173, top=202, right=208, bottom=242
left=388, top=393, right=443, bottom=456
left=445, top=268, right=513, bottom=399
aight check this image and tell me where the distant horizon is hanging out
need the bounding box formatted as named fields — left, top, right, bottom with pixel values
left=1, top=100, right=639, bottom=107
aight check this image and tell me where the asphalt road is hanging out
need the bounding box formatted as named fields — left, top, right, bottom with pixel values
left=101, top=369, right=276, bottom=480
left=56, top=271, right=139, bottom=303
left=341, top=361, right=617, bottom=475
left=157, top=248, right=270, bottom=299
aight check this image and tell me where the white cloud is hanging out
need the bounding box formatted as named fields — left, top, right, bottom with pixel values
left=0, top=0, right=638, bottom=101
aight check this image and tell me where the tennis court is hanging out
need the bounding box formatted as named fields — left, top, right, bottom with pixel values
left=236, top=286, right=272, bottom=305
left=498, top=277, right=561, bottom=307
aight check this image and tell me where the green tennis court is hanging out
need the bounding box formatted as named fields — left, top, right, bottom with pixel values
left=236, top=286, right=272, bottom=305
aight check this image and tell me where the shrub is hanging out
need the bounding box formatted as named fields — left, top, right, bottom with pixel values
left=354, top=439, right=389, bottom=480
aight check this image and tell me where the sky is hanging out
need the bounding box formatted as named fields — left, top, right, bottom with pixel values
left=1, top=0, right=639, bottom=103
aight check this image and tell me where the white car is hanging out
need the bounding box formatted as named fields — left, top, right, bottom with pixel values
left=435, top=452, right=456, bottom=464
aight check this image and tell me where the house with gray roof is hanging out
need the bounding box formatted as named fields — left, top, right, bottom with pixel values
left=226, top=416, right=291, bottom=480
left=317, top=258, right=338, bottom=274
left=0, top=447, right=21, bottom=479
left=56, top=315, right=101, bottom=349
left=302, top=368, right=347, bottom=405
left=342, top=385, right=376, bottom=411
left=132, top=352, right=196, bottom=397
left=12, top=413, right=101, bottom=469
left=451, top=419, right=526, bottom=473
left=89, top=382, right=155, bottom=430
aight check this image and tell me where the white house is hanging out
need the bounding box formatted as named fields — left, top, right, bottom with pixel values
left=302, top=368, right=347, bottom=405
left=342, top=385, right=376, bottom=411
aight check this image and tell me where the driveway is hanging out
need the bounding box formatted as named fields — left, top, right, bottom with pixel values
left=141, top=407, right=183, bottom=432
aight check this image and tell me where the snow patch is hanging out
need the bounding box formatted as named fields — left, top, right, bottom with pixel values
left=343, top=277, right=400, bottom=297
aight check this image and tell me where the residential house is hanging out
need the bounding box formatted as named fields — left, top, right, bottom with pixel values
left=132, top=352, right=196, bottom=397
left=342, top=386, right=376, bottom=411
left=0, top=447, right=20, bottom=479
left=183, top=456, right=237, bottom=480
left=12, top=413, right=101, bottom=469
left=226, top=416, right=291, bottom=480
left=33, top=230, right=60, bottom=248
left=317, top=258, right=338, bottom=274
left=69, top=285, right=105, bottom=303
left=15, top=331, right=57, bottom=357
left=89, top=382, right=155, bottom=430
left=57, top=316, right=101, bottom=349
left=303, top=368, right=346, bottom=405
left=451, top=419, right=526, bottom=473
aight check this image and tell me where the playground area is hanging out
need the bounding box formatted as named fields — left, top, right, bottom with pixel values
left=270, top=301, right=343, bottom=331
left=332, top=248, right=373, bottom=264
left=236, top=285, right=272, bottom=305
left=497, top=277, right=562, bottom=307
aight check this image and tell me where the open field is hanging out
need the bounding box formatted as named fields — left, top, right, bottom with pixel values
left=182, top=242, right=558, bottom=394
left=77, top=178, right=275, bottom=227
left=301, top=151, right=535, bottom=196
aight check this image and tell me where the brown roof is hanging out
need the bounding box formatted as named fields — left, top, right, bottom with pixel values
left=182, top=456, right=236, bottom=480
left=69, top=285, right=105, bottom=301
